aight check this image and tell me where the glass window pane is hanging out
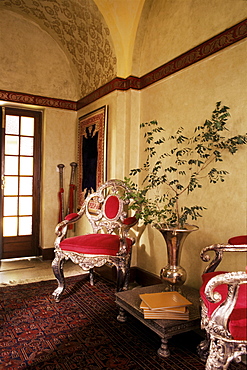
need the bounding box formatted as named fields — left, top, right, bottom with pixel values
left=20, top=157, right=33, bottom=176
left=21, top=117, right=34, bottom=136
left=4, top=176, right=18, bottom=195
left=3, top=217, right=18, bottom=237
left=20, top=137, right=33, bottom=156
left=5, top=135, right=19, bottom=155
left=19, top=197, right=32, bottom=215
left=19, top=177, right=33, bottom=195
left=5, top=115, right=19, bottom=135
left=4, top=197, right=18, bottom=216
left=4, top=156, right=18, bottom=175
left=19, top=216, right=32, bottom=235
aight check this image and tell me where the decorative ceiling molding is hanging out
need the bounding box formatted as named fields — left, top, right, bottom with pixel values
left=0, top=19, right=246, bottom=111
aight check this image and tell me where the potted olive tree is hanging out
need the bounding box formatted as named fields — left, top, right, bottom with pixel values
left=125, top=102, right=247, bottom=290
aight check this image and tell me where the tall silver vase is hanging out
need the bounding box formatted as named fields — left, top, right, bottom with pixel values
left=158, top=224, right=198, bottom=291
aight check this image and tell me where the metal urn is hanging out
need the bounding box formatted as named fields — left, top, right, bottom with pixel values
left=158, top=224, right=199, bottom=291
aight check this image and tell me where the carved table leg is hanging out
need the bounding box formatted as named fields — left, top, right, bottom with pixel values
left=157, top=337, right=171, bottom=358
left=117, top=307, right=127, bottom=323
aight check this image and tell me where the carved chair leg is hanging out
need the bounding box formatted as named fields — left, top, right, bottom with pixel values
left=206, top=337, right=233, bottom=370
left=116, top=256, right=131, bottom=292
left=116, top=260, right=128, bottom=292
left=123, top=256, right=131, bottom=290
left=52, top=252, right=65, bottom=302
left=197, top=330, right=210, bottom=362
left=89, top=268, right=94, bottom=286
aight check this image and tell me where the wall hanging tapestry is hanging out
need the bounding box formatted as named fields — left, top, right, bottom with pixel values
left=77, top=106, right=107, bottom=207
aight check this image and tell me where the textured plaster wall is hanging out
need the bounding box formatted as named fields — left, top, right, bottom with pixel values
left=0, top=10, right=78, bottom=250
left=41, top=108, right=77, bottom=249
left=0, top=10, right=79, bottom=101
left=0, top=0, right=117, bottom=98
left=132, top=40, right=247, bottom=289
left=94, top=0, right=145, bottom=77
left=133, top=0, right=247, bottom=77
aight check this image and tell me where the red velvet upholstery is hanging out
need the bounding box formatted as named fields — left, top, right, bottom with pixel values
left=123, top=216, right=137, bottom=225
left=65, top=213, right=78, bottom=221
left=200, top=271, right=247, bottom=340
left=60, top=234, right=132, bottom=255
left=200, top=271, right=228, bottom=316
left=104, top=195, right=120, bottom=219
left=228, top=235, right=247, bottom=245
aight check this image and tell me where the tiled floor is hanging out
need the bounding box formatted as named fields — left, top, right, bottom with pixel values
left=0, top=257, right=83, bottom=286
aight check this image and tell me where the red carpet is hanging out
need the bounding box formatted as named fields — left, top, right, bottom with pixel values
left=0, top=275, right=245, bottom=369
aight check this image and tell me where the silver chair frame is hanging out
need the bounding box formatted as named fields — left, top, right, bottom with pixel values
left=52, top=179, right=137, bottom=305
left=198, top=243, right=247, bottom=370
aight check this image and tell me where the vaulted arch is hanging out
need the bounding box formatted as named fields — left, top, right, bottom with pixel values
left=0, top=0, right=117, bottom=98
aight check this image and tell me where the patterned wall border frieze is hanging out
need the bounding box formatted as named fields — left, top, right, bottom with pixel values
left=139, top=18, right=247, bottom=89
left=1, top=19, right=246, bottom=111
left=77, top=76, right=141, bottom=110
left=0, top=90, right=77, bottom=110
left=77, top=18, right=247, bottom=109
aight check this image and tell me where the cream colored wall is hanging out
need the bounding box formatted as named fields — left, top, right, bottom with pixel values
left=130, top=39, right=247, bottom=289
left=113, top=0, right=247, bottom=289
left=41, top=108, right=77, bottom=249
left=133, top=0, right=247, bottom=77
left=94, top=0, right=145, bottom=77
left=0, top=10, right=78, bottom=251
left=0, top=10, right=79, bottom=101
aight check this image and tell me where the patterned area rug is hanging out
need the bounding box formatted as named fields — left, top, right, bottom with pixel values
left=0, top=275, right=246, bottom=370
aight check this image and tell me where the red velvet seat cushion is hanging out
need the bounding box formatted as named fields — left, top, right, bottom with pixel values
left=200, top=272, right=247, bottom=340
left=60, top=234, right=132, bottom=255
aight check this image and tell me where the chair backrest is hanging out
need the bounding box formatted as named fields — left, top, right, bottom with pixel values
left=228, top=235, right=247, bottom=245
left=84, top=179, right=136, bottom=234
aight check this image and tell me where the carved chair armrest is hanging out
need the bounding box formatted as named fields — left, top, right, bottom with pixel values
left=121, top=216, right=138, bottom=233
left=55, top=204, right=86, bottom=238
left=204, top=271, right=247, bottom=338
left=201, top=244, right=247, bottom=273
left=205, top=271, right=247, bottom=304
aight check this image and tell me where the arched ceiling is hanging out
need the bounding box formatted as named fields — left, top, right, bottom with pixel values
left=0, top=0, right=118, bottom=98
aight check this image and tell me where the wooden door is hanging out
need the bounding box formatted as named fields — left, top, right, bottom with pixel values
left=0, top=107, right=42, bottom=259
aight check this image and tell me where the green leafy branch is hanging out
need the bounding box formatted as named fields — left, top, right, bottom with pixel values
left=125, top=102, right=247, bottom=228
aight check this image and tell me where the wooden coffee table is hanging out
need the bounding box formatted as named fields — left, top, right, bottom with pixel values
left=115, top=284, right=201, bottom=358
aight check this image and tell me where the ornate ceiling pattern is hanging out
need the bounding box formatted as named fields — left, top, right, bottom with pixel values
left=0, top=0, right=117, bottom=98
